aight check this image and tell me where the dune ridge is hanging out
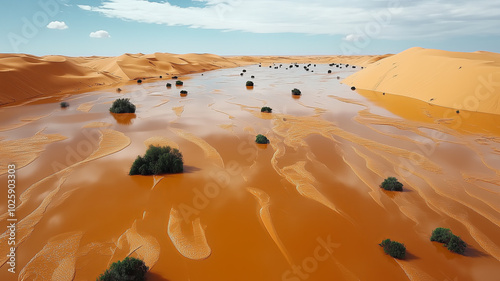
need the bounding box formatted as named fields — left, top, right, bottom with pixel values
left=342, top=47, right=500, bottom=115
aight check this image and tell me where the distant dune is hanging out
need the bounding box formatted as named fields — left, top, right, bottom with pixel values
left=0, top=52, right=388, bottom=106
left=342, top=47, right=500, bottom=115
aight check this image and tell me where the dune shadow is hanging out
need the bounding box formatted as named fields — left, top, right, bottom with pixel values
left=146, top=272, right=170, bottom=281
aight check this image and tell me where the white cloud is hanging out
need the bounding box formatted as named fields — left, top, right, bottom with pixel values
left=89, top=30, right=111, bottom=38
left=78, top=0, right=500, bottom=39
left=78, top=5, right=92, bottom=11
left=47, top=21, right=68, bottom=30
left=343, top=34, right=362, bottom=42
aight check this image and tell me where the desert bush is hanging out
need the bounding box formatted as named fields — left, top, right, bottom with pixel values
left=251, top=75, right=255, bottom=78
left=109, top=98, right=136, bottom=114
left=261, top=106, right=272, bottom=113
left=291, top=88, right=301, bottom=95
left=255, top=134, right=269, bottom=144
left=351, top=86, right=356, bottom=90
left=180, top=90, right=188, bottom=94
left=166, top=83, right=172, bottom=88
left=430, top=227, right=467, bottom=254
left=129, top=145, right=183, bottom=175
left=242, top=69, right=247, bottom=72
left=116, top=88, right=122, bottom=92
left=60, top=101, right=69, bottom=108
left=159, top=75, right=162, bottom=78
left=137, top=79, right=142, bottom=83
left=447, top=235, right=466, bottom=254
left=380, top=177, right=403, bottom=191
left=430, top=228, right=453, bottom=244
left=97, top=257, right=148, bottom=281
left=380, top=239, right=406, bottom=259
left=328, top=70, right=332, bottom=73
left=246, top=81, right=254, bottom=87
left=172, top=76, right=178, bottom=79
left=176, top=80, right=183, bottom=86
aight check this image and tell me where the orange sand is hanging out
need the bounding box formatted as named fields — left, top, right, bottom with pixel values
left=342, top=47, right=500, bottom=115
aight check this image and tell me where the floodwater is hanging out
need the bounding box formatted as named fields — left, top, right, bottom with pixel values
left=1, top=64, right=500, bottom=281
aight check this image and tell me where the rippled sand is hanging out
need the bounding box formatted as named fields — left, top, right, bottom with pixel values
left=0, top=64, right=499, bottom=281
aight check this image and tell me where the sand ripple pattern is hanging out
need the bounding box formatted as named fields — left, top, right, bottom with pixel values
left=167, top=208, right=211, bottom=260
left=171, top=128, right=224, bottom=168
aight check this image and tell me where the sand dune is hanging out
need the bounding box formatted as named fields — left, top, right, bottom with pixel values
left=342, top=47, right=500, bottom=115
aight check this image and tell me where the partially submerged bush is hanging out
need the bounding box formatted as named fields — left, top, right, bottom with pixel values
left=116, top=88, right=122, bottom=92
left=129, top=145, right=183, bottom=175
left=176, top=80, right=183, bottom=86
left=137, top=79, right=142, bottom=84
left=291, top=88, right=301, bottom=95
left=447, top=235, right=466, bottom=254
left=97, top=257, right=148, bottom=281
left=166, top=83, right=172, bottom=88
left=380, top=177, right=403, bottom=191
left=328, top=70, right=332, bottom=73
left=251, top=75, right=255, bottom=78
left=351, top=86, right=356, bottom=90
left=180, top=90, right=188, bottom=95
left=242, top=69, right=247, bottom=72
left=261, top=106, right=272, bottom=113
left=60, top=101, right=69, bottom=108
left=110, top=98, right=136, bottom=114
left=246, top=81, right=254, bottom=87
left=380, top=239, right=406, bottom=259
left=172, top=76, right=178, bottom=79
left=431, top=227, right=467, bottom=254
left=255, top=134, right=269, bottom=144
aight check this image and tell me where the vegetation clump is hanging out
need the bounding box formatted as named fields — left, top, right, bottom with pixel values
left=291, top=88, right=301, bottom=95
left=176, top=80, right=184, bottom=86
left=109, top=98, right=136, bottom=114
left=97, top=257, right=148, bottom=281
left=261, top=106, right=272, bottom=113
left=351, top=86, right=356, bottom=90
left=380, top=177, right=403, bottom=191
left=129, top=145, right=183, bottom=175
left=430, top=227, right=467, bottom=254
left=172, top=76, right=178, bottom=79
left=379, top=239, right=406, bottom=259
left=116, top=88, right=122, bottom=92
left=137, top=79, right=142, bottom=83
left=166, top=83, right=172, bottom=88
left=255, top=134, right=269, bottom=144
left=60, top=101, right=69, bottom=108
left=180, top=90, right=188, bottom=95
left=246, top=81, right=254, bottom=87
left=328, top=70, right=332, bottom=73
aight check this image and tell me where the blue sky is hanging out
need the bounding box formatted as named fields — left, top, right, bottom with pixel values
left=1, top=0, right=499, bottom=56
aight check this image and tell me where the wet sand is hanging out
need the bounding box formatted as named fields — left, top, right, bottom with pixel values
left=1, top=64, right=499, bottom=280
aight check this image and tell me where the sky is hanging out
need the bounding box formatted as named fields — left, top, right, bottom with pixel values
left=1, top=0, right=499, bottom=56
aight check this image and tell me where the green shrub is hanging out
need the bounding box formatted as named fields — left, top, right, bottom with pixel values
left=291, top=88, right=301, bottom=95
left=351, top=86, right=356, bottom=90
left=242, top=69, right=246, bottom=72
left=261, top=107, right=272, bottom=113
left=246, top=81, right=254, bottom=87
left=110, top=98, right=136, bottom=114
left=447, top=235, right=466, bottom=254
left=60, top=101, right=69, bottom=108
left=176, top=80, right=183, bottom=86
left=129, top=145, right=183, bottom=175
left=255, top=134, right=269, bottom=144
left=137, top=79, right=142, bottom=83
left=380, top=177, right=403, bottom=191
left=430, top=228, right=453, bottom=244
left=180, top=90, right=188, bottom=94
left=166, top=83, right=172, bottom=88
left=97, top=257, right=148, bottom=281
left=172, top=76, right=178, bottom=79
left=251, top=75, right=255, bottom=78
left=328, top=70, right=332, bottom=74
left=379, top=239, right=406, bottom=259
